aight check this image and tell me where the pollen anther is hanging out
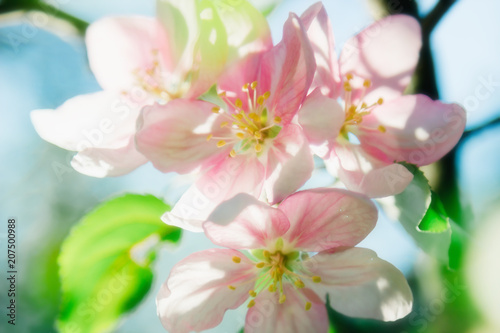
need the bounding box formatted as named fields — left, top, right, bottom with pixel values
left=305, top=302, right=312, bottom=311
left=235, top=99, right=243, bottom=108
left=312, top=276, right=322, bottom=283
left=294, top=280, right=305, bottom=289
left=232, top=256, right=241, bottom=263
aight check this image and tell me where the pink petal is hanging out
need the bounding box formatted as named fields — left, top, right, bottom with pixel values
left=218, top=52, right=264, bottom=104
left=259, top=13, right=315, bottom=124
left=31, top=91, right=147, bottom=177
left=278, top=188, right=377, bottom=252
left=357, top=95, right=466, bottom=166
left=162, top=155, right=265, bottom=232
left=245, top=284, right=328, bottom=333
left=339, top=15, right=422, bottom=103
left=303, top=247, right=413, bottom=321
left=71, top=137, right=147, bottom=177
left=86, top=16, right=169, bottom=91
left=203, top=193, right=290, bottom=250
left=333, top=142, right=414, bottom=197
left=300, top=2, right=341, bottom=98
left=298, top=88, right=344, bottom=158
left=264, top=124, right=314, bottom=204
left=135, top=99, right=230, bottom=174
left=156, top=248, right=257, bottom=333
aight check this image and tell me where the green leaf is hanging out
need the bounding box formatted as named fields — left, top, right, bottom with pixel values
left=419, top=191, right=450, bottom=233
left=267, top=125, right=282, bottom=139
left=248, top=0, right=283, bottom=16
left=57, top=194, right=181, bottom=333
left=381, top=163, right=453, bottom=265
left=199, top=84, right=227, bottom=109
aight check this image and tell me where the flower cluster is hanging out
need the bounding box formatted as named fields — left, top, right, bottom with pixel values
left=30, top=1, right=466, bottom=332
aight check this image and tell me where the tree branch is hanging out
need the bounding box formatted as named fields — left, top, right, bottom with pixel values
left=422, top=0, right=458, bottom=35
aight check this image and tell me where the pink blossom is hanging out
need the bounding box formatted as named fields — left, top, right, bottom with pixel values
left=31, top=1, right=271, bottom=177
left=299, top=3, right=467, bottom=197
left=156, top=189, right=413, bottom=333
left=136, top=13, right=320, bottom=231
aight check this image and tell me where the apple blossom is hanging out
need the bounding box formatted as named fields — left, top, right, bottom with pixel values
left=136, top=12, right=334, bottom=231
left=31, top=0, right=271, bottom=177
left=299, top=3, right=466, bottom=197
left=156, top=189, right=413, bottom=333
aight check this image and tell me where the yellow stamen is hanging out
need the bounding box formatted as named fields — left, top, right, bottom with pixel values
left=363, top=79, right=371, bottom=88
left=312, top=276, right=322, bottom=283
left=263, top=250, right=271, bottom=258
left=279, top=294, right=286, bottom=304
left=251, top=81, right=258, bottom=90
left=361, top=102, right=367, bottom=109
left=254, top=131, right=262, bottom=140
left=212, top=106, right=220, bottom=113
left=220, top=121, right=228, bottom=128
left=254, top=144, right=262, bottom=153
left=229, top=149, right=236, bottom=157
left=242, top=83, right=249, bottom=91
left=257, top=96, right=265, bottom=105
left=263, top=91, right=271, bottom=99
left=217, top=140, right=226, bottom=148
left=228, top=285, right=236, bottom=290
left=256, top=262, right=265, bottom=268
left=247, top=300, right=256, bottom=308
left=274, top=116, right=282, bottom=124
left=294, top=279, right=305, bottom=289
left=305, top=302, right=312, bottom=311
left=378, top=125, right=387, bottom=133
left=268, top=284, right=276, bottom=292
left=232, top=256, right=241, bottom=263
left=236, top=133, right=245, bottom=139
left=249, top=112, right=259, bottom=121
left=235, top=98, right=243, bottom=108
left=206, top=134, right=213, bottom=141
left=348, top=105, right=357, bottom=113
left=343, top=81, right=352, bottom=92
left=377, top=98, right=384, bottom=105
left=249, top=290, right=257, bottom=297
left=346, top=73, right=353, bottom=80
left=218, top=91, right=226, bottom=97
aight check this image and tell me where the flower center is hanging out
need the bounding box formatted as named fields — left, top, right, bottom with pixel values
left=123, top=49, right=189, bottom=103
left=339, top=74, right=386, bottom=139
left=228, top=239, right=322, bottom=311
left=207, top=81, right=282, bottom=157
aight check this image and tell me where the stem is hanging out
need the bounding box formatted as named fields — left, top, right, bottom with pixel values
left=422, top=0, right=458, bottom=34
left=0, top=0, right=89, bottom=34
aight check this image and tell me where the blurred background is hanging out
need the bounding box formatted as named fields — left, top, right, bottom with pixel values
left=1, top=0, right=499, bottom=332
